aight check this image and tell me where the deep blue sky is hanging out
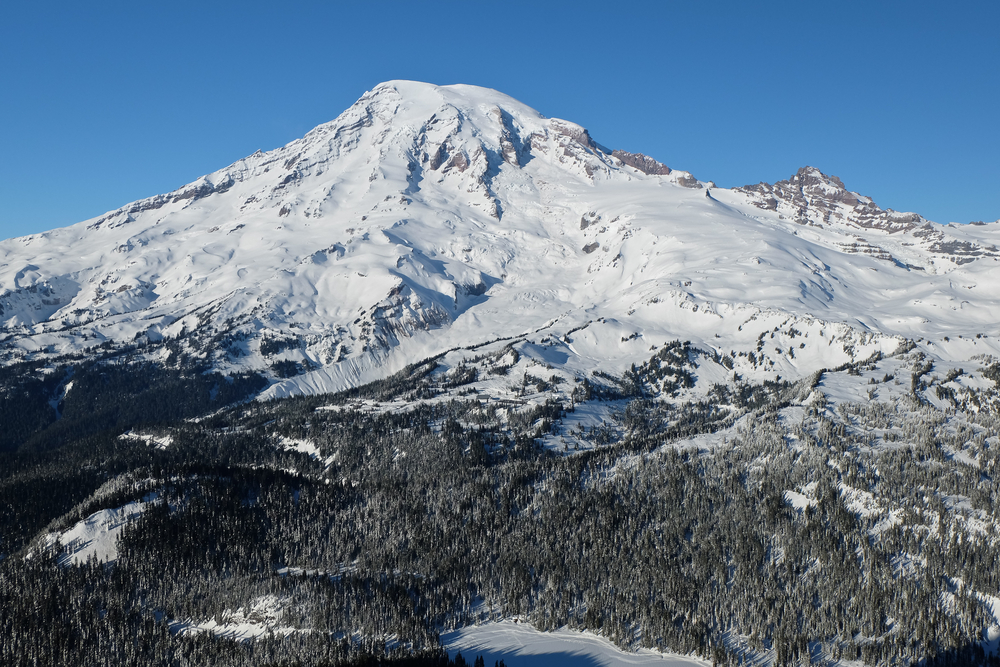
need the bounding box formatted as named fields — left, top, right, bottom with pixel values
left=2, top=1, right=998, bottom=241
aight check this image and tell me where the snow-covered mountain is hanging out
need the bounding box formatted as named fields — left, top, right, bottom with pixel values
left=2, top=80, right=999, bottom=398
left=8, top=81, right=1000, bottom=667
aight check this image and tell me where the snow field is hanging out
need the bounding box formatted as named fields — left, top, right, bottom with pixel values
left=442, top=621, right=709, bottom=667
left=45, top=492, right=158, bottom=565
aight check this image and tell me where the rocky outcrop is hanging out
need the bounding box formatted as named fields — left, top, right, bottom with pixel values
left=737, top=166, right=924, bottom=233
left=912, top=224, right=1000, bottom=265
left=611, top=150, right=671, bottom=176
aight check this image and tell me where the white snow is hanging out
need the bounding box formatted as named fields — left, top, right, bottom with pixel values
left=839, top=483, right=883, bottom=518
left=171, top=595, right=297, bottom=641
left=784, top=490, right=817, bottom=511
left=119, top=430, right=173, bottom=449
left=46, top=493, right=157, bottom=565
left=278, top=436, right=320, bottom=459
left=1, top=80, right=998, bottom=404
left=978, top=592, right=1000, bottom=656
left=442, top=621, right=709, bottom=667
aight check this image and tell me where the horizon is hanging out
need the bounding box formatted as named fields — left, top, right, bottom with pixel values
left=1, top=1, right=998, bottom=241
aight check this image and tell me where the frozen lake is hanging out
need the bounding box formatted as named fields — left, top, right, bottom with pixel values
left=443, top=621, right=709, bottom=667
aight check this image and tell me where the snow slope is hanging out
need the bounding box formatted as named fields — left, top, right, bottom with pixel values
left=2, top=80, right=999, bottom=397
left=45, top=494, right=157, bottom=565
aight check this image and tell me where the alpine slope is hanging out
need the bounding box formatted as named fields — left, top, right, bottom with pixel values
left=2, top=80, right=999, bottom=399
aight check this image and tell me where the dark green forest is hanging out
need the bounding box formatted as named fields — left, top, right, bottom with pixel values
left=1, top=340, right=999, bottom=666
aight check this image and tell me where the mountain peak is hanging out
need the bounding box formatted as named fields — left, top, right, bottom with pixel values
left=3, top=83, right=999, bottom=401
left=736, top=166, right=925, bottom=233
left=72, top=81, right=686, bottom=242
left=792, top=165, right=846, bottom=190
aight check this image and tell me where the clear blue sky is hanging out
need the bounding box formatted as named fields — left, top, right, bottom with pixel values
left=2, top=1, right=998, bottom=241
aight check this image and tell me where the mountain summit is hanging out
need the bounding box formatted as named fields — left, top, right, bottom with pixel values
left=1, top=81, right=999, bottom=397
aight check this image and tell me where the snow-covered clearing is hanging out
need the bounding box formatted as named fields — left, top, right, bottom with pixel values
left=977, top=592, right=1000, bottom=656
left=119, top=430, right=174, bottom=450
left=45, top=493, right=157, bottom=565
left=277, top=435, right=321, bottom=459
left=443, top=622, right=708, bottom=667
left=170, top=596, right=299, bottom=641
left=784, top=490, right=817, bottom=511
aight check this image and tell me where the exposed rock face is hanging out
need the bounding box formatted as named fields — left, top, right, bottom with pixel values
left=579, top=211, right=600, bottom=230
left=912, top=224, right=1000, bottom=265
left=671, top=171, right=702, bottom=189
left=737, top=166, right=924, bottom=233
left=611, top=150, right=671, bottom=176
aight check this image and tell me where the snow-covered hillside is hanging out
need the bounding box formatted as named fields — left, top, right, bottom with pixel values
left=2, top=80, right=998, bottom=398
